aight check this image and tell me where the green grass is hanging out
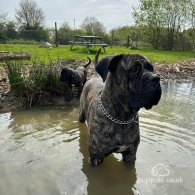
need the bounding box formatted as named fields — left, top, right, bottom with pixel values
left=0, top=44, right=194, bottom=64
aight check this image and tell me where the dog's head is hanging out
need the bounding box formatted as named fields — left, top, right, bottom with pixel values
left=60, top=67, right=73, bottom=84
left=107, top=54, right=162, bottom=110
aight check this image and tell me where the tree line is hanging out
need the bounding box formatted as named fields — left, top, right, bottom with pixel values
left=0, top=0, right=194, bottom=51
left=133, top=0, right=195, bottom=50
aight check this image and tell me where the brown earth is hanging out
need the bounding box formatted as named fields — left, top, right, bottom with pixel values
left=154, top=60, right=195, bottom=80
left=0, top=59, right=195, bottom=112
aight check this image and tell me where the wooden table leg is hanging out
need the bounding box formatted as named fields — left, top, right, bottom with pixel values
left=85, top=45, right=90, bottom=54
left=70, top=42, right=75, bottom=50
left=102, top=46, right=106, bottom=53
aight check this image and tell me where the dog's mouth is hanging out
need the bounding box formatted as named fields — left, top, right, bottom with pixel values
left=130, top=82, right=162, bottom=110
left=143, top=86, right=162, bottom=109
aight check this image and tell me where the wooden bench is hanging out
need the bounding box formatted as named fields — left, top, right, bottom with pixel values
left=69, top=41, right=90, bottom=44
left=86, top=43, right=108, bottom=53
left=69, top=35, right=108, bottom=54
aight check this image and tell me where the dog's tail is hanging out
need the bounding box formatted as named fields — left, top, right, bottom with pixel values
left=94, top=48, right=101, bottom=77
left=94, top=48, right=101, bottom=67
left=84, top=57, right=91, bottom=68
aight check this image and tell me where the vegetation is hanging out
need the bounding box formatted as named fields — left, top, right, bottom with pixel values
left=81, top=16, right=106, bottom=36
left=2, top=43, right=194, bottom=108
left=15, top=0, right=45, bottom=30
left=1, top=0, right=194, bottom=51
left=0, top=44, right=194, bottom=64
left=133, top=0, right=195, bottom=50
left=6, top=61, right=64, bottom=107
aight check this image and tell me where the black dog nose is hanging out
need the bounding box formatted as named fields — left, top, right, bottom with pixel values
left=142, top=73, right=160, bottom=89
left=151, top=75, right=160, bottom=84
left=143, top=74, right=160, bottom=83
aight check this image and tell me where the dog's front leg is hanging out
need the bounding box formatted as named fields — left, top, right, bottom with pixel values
left=122, top=149, right=135, bottom=164
left=88, top=139, right=104, bottom=166
left=122, top=137, right=140, bottom=164
left=64, top=83, right=72, bottom=101
left=89, top=153, right=104, bottom=167
left=77, top=83, right=83, bottom=99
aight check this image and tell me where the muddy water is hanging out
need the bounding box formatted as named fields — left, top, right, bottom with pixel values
left=0, top=80, right=195, bottom=195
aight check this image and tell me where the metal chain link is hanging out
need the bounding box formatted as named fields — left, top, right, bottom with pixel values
left=98, top=98, right=139, bottom=125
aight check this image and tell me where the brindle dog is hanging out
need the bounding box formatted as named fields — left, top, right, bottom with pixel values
left=60, top=57, right=91, bottom=100
left=79, top=49, right=162, bottom=166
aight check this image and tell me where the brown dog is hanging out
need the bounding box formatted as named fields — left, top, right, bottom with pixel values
left=60, top=57, right=91, bottom=100
left=79, top=49, right=161, bottom=166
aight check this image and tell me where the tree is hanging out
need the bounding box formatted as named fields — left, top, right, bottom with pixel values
left=162, top=0, right=191, bottom=50
left=190, top=0, right=195, bottom=29
left=6, top=21, right=18, bottom=40
left=0, top=13, right=8, bottom=42
left=0, top=12, right=7, bottom=25
left=81, top=16, right=106, bottom=36
left=15, top=0, right=45, bottom=30
left=57, top=22, right=73, bottom=45
left=133, top=0, right=194, bottom=50
left=133, top=0, right=164, bottom=49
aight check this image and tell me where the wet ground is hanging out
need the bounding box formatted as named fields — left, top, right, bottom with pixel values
left=0, top=79, right=195, bottom=195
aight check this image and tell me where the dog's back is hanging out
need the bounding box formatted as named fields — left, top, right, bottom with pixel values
left=79, top=77, right=104, bottom=123
left=94, top=48, right=113, bottom=82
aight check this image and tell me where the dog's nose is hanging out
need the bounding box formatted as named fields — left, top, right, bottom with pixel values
left=142, top=73, right=160, bottom=89
left=143, top=73, right=160, bottom=83
left=150, top=75, right=160, bottom=84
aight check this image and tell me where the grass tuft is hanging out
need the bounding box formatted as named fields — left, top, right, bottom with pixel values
left=6, top=61, right=64, bottom=107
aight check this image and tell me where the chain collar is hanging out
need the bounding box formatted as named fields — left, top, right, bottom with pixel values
left=98, top=97, right=138, bottom=125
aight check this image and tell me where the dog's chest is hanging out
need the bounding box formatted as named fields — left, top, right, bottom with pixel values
left=115, top=126, right=136, bottom=143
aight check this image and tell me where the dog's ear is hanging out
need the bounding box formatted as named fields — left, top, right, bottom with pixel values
left=60, top=69, right=66, bottom=82
left=108, top=54, right=124, bottom=73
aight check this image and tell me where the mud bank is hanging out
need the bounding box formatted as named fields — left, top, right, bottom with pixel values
left=0, top=59, right=195, bottom=112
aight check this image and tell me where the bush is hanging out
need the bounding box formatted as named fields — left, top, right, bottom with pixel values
left=6, top=61, right=64, bottom=107
left=5, top=39, right=38, bottom=44
left=7, top=62, right=25, bottom=94
left=19, top=28, right=50, bottom=42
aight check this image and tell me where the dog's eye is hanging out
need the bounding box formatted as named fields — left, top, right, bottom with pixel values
left=129, top=66, right=139, bottom=74
left=143, top=61, right=154, bottom=72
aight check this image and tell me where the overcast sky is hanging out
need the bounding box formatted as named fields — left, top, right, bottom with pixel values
left=0, top=0, right=138, bottom=30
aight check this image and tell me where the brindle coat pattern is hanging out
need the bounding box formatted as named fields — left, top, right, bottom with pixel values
left=60, top=57, right=91, bottom=100
left=79, top=50, right=161, bottom=166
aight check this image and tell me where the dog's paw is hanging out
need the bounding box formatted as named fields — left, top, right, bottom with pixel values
left=79, top=116, right=85, bottom=123
left=89, top=155, right=104, bottom=167
left=79, top=111, right=86, bottom=123
left=122, top=153, right=136, bottom=164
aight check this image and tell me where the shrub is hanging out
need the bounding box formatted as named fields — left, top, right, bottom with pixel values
left=6, top=61, right=64, bottom=107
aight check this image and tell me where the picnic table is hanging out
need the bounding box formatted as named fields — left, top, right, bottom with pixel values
left=69, top=35, right=108, bottom=54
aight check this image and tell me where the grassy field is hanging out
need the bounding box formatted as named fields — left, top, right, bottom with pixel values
left=0, top=44, right=195, bottom=64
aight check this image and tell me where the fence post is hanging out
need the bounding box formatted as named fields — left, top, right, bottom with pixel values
left=55, top=22, right=58, bottom=48
left=111, top=30, right=114, bottom=48
left=127, top=35, right=130, bottom=48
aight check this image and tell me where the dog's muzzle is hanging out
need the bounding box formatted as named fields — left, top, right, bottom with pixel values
left=130, top=72, right=161, bottom=110
left=142, top=73, right=160, bottom=90
left=143, top=73, right=161, bottom=109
